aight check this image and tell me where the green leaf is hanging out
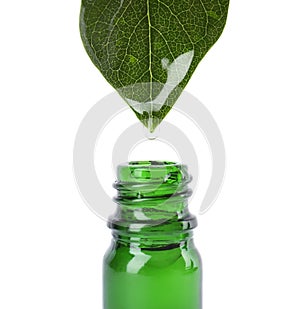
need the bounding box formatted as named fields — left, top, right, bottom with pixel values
left=80, top=0, right=229, bottom=131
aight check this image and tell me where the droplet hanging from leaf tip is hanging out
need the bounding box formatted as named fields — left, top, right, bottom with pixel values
left=145, top=117, right=160, bottom=139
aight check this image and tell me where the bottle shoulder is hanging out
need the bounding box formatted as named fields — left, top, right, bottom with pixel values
left=104, top=239, right=201, bottom=275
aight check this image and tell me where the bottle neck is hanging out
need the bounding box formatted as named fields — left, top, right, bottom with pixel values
left=108, top=161, right=197, bottom=247
left=112, top=231, right=195, bottom=249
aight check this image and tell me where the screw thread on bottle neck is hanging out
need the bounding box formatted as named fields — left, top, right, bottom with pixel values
left=109, top=161, right=197, bottom=246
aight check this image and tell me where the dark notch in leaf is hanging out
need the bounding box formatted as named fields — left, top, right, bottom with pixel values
left=80, top=0, right=230, bottom=132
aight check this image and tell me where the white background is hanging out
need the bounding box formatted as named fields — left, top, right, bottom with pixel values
left=1, top=0, right=300, bottom=308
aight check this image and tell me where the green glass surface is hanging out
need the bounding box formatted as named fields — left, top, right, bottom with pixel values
left=103, top=161, right=202, bottom=309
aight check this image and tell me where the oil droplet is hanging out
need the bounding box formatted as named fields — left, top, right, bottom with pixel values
left=143, top=118, right=160, bottom=140
left=146, top=130, right=158, bottom=140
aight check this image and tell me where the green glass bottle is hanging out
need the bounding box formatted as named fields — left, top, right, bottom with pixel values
left=103, top=161, right=202, bottom=309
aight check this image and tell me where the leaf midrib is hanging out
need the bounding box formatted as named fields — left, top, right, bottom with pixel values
left=146, top=0, right=153, bottom=113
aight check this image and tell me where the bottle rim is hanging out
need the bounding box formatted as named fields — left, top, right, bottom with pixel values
left=116, top=160, right=190, bottom=185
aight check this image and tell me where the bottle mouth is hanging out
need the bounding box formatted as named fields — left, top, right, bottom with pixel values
left=116, top=160, right=191, bottom=184
left=114, top=160, right=192, bottom=204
